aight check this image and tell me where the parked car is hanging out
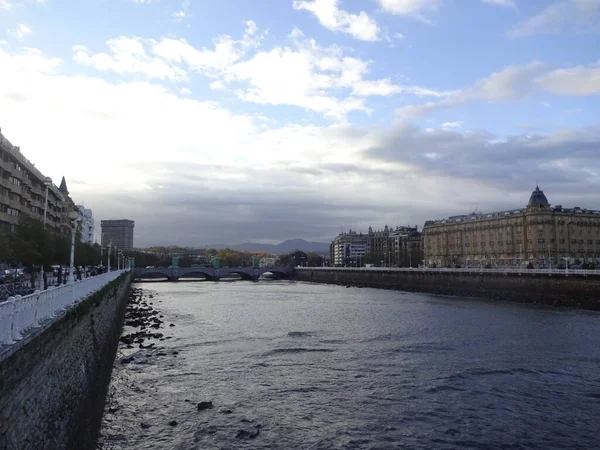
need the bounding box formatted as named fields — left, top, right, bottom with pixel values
left=4, top=268, right=26, bottom=282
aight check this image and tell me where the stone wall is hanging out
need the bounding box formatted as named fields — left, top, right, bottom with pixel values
left=0, top=273, right=131, bottom=450
left=295, top=269, right=600, bottom=310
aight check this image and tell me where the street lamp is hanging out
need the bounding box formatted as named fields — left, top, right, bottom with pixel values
left=67, top=211, right=80, bottom=284
left=107, top=242, right=112, bottom=272
left=39, top=177, right=52, bottom=290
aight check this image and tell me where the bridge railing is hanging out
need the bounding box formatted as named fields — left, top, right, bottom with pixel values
left=296, top=267, right=600, bottom=276
left=0, top=270, right=129, bottom=346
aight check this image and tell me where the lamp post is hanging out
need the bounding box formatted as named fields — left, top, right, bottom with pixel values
left=39, top=177, right=52, bottom=290
left=67, top=211, right=80, bottom=284
left=107, top=242, right=112, bottom=272
left=562, top=256, right=569, bottom=276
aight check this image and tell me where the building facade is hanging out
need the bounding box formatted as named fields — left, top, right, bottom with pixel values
left=331, top=230, right=369, bottom=266
left=366, top=225, right=422, bottom=267
left=389, top=226, right=422, bottom=267
left=101, top=219, right=135, bottom=251
left=331, top=226, right=422, bottom=267
left=422, top=186, right=600, bottom=268
left=76, top=205, right=94, bottom=244
left=0, top=128, right=75, bottom=234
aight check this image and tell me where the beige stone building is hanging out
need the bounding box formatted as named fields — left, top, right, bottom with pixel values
left=0, top=128, right=75, bottom=234
left=423, top=186, right=600, bottom=268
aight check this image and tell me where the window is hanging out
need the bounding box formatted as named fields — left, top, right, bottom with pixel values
left=8, top=177, right=21, bottom=187
left=588, top=240, right=593, bottom=245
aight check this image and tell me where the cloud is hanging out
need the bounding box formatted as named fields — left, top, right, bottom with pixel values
left=481, top=0, right=517, bottom=8
left=7, top=24, right=33, bottom=41
left=292, top=0, right=381, bottom=41
left=509, top=0, right=600, bottom=37
left=366, top=121, right=600, bottom=199
left=394, top=60, right=600, bottom=118
left=179, top=87, right=191, bottom=95
left=171, top=0, right=190, bottom=22
left=2, top=44, right=600, bottom=245
left=0, top=0, right=45, bottom=9
left=441, top=121, right=462, bottom=128
left=73, top=37, right=188, bottom=81
left=152, top=21, right=262, bottom=75
left=375, top=0, right=439, bottom=22
left=537, top=60, right=600, bottom=95
left=396, top=62, right=546, bottom=118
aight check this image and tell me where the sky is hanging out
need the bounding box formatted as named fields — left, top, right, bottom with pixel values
left=0, top=0, right=599, bottom=247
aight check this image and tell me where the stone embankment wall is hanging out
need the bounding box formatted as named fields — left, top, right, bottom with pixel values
left=0, top=273, right=132, bottom=450
left=295, top=269, right=600, bottom=310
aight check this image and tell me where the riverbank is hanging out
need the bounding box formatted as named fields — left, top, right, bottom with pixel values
left=294, top=268, right=600, bottom=310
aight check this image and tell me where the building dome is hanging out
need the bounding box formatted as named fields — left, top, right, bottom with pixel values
left=528, top=185, right=549, bottom=207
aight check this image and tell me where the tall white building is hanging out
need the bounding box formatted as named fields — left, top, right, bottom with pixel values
left=76, top=205, right=94, bottom=244
left=331, top=230, right=368, bottom=266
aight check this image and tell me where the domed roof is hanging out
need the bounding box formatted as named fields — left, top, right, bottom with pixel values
left=528, top=185, right=549, bottom=207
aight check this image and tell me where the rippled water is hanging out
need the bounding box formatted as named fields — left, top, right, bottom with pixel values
left=99, top=281, right=600, bottom=449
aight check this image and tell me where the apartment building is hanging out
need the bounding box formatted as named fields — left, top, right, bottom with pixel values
left=0, top=128, right=74, bottom=234
left=331, top=230, right=369, bottom=266
left=76, top=205, right=94, bottom=244
left=422, top=186, right=600, bottom=268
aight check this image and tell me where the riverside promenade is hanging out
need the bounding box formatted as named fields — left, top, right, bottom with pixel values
left=295, top=267, right=600, bottom=309
left=0, top=270, right=132, bottom=450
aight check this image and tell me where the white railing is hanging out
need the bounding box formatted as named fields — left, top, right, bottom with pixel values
left=296, top=267, right=600, bottom=276
left=0, top=270, right=129, bottom=346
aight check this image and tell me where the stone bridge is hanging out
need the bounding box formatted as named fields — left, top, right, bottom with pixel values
left=132, top=266, right=295, bottom=281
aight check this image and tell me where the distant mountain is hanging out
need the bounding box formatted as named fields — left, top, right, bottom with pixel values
left=208, top=239, right=329, bottom=254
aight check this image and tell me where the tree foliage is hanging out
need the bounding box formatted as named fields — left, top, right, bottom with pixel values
left=0, top=217, right=100, bottom=269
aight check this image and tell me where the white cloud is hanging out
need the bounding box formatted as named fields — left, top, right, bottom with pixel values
left=376, top=0, right=439, bottom=22
left=397, top=62, right=547, bottom=118
left=73, top=36, right=188, bottom=81
left=352, top=79, right=401, bottom=96
left=394, top=32, right=405, bottom=39
left=209, top=80, right=226, bottom=90
left=481, top=0, right=517, bottom=8
left=509, top=0, right=600, bottom=37
left=0, top=0, right=46, bottom=9
left=396, top=58, right=600, bottom=118
left=172, top=0, right=190, bottom=22
left=537, top=61, right=600, bottom=95
left=0, top=0, right=16, bottom=9
left=152, top=21, right=262, bottom=75
left=7, top=24, right=33, bottom=41
left=292, top=0, right=381, bottom=41
left=441, top=121, right=462, bottom=128
left=179, top=87, right=191, bottom=95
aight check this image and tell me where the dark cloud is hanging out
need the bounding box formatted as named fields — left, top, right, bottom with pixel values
left=367, top=122, right=600, bottom=194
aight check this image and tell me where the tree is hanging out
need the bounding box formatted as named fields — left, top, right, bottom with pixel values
left=363, top=252, right=384, bottom=266
left=306, top=252, right=323, bottom=267
left=0, top=231, right=13, bottom=262
left=276, top=253, right=293, bottom=266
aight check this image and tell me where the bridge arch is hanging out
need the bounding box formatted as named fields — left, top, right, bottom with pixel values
left=134, top=270, right=172, bottom=281
left=177, top=271, right=217, bottom=281
left=222, top=270, right=255, bottom=281
left=261, top=269, right=292, bottom=279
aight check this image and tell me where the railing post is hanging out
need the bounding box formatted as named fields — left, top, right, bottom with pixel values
left=11, top=295, right=23, bottom=341
left=0, top=298, right=15, bottom=345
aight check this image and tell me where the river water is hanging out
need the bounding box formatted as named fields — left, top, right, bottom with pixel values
left=98, top=281, right=600, bottom=449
